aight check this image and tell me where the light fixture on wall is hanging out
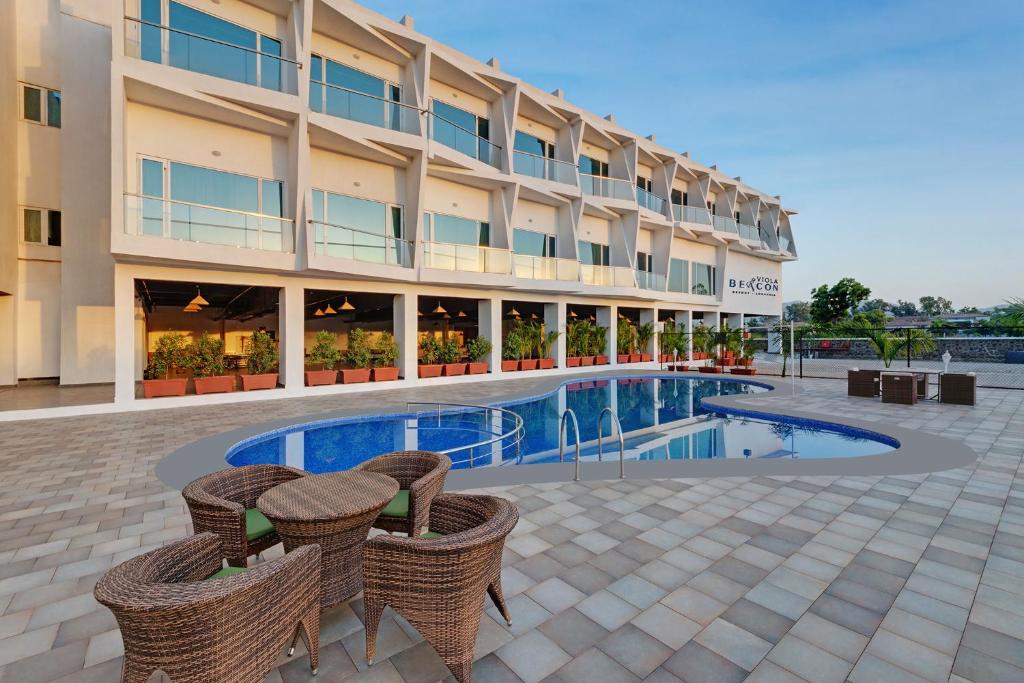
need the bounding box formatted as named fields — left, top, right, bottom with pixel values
left=314, top=308, right=325, bottom=317
left=189, top=287, right=209, bottom=308
left=340, top=296, right=355, bottom=311
left=432, top=301, right=447, bottom=315
left=324, top=303, right=337, bottom=315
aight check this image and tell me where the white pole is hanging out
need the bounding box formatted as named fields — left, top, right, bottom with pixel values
left=790, top=320, right=796, bottom=395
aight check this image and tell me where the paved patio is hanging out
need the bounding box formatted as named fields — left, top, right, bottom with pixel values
left=0, top=375, right=1021, bottom=682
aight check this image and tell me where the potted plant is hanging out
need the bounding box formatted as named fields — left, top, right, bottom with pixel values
left=700, top=354, right=724, bottom=373
left=191, top=334, right=234, bottom=394
left=241, top=330, right=279, bottom=391
left=593, top=326, right=609, bottom=365
left=518, top=322, right=540, bottom=370
left=339, top=328, right=372, bottom=384
left=305, top=330, right=340, bottom=385
left=466, top=336, right=491, bottom=374
left=142, top=332, right=190, bottom=398
left=538, top=329, right=559, bottom=370
left=617, top=318, right=634, bottom=364
left=637, top=322, right=655, bottom=363
left=566, top=320, right=586, bottom=367
left=372, top=331, right=400, bottom=381
left=440, top=338, right=465, bottom=376
left=738, top=346, right=755, bottom=367
left=418, top=335, right=443, bottom=378
left=502, top=327, right=523, bottom=372
left=692, top=325, right=712, bottom=361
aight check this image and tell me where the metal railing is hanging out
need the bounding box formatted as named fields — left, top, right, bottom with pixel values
left=513, top=254, right=581, bottom=281
left=712, top=214, right=738, bottom=234
left=581, top=264, right=637, bottom=288
left=124, top=17, right=299, bottom=93
left=637, top=188, right=667, bottom=214
left=406, top=402, right=523, bottom=467
left=310, top=220, right=412, bottom=267
left=422, top=241, right=511, bottom=274
left=779, top=235, right=792, bottom=253
left=580, top=174, right=635, bottom=201
left=427, top=112, right=502, bottom=168
left=635, top=270, right=666, bottom=291
left=311, top=81, right=422, bottom=133
left=672, top=204, right=712, bottom=225
left=738, top=223, right=760, bottom=241
left=124, top=194, right=293, bottom=252
left=512, top=151, right=578, bottom=185
left=759, top=226, right=780, bottom=250
left=597, top=408, right=626, bottom=479
left=559, top=408, right=582, bottom=481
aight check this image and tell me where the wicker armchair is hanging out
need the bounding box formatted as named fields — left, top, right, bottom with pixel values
left=356, top=451, right=451, bottom=537
left=847, top=369, right=880, bottom=397
left=940, top=372, right=976, bottom=405
left=183, top=464, right=306, bottom=567
left=881, top=373, right=917, bottom=405
left=94, top=532, right=321, bottom=683
left=363, top=493, right=518, bottom=683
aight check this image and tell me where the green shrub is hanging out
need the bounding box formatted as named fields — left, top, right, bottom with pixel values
left=466, top=336, right=492, bottom=362
left=145, top=332, right=189, bottom=380
left=503, top=328, right=524, bottom=360
left=308, top=330, right=341, bottom=370
left=439, top=338, right=461, bottom=364
left=419, top=335, right=442, bottom=365
left=190, top=333, right=225, bottom=378
left=374, top=331, right=399, bottom=368
left=247, top=330, right=278, bottom=375
left=344, top=328, right=372, bottom=369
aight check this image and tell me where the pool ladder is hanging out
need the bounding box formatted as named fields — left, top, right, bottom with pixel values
left=559, top=408, right=626, bottom=481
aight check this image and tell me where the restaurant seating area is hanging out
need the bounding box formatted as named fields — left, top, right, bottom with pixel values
left=93, top=452, right=514, bottom=683
left=847, top=368, right=977, bottom=406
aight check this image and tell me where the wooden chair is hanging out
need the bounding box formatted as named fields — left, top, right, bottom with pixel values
left=940, top=373, right=976, bottom=406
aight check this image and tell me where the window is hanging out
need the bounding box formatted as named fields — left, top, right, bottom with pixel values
left=424, top=212, right=489, bottom=247
left=21, top=84, right=60, bottom=127
left=579, top=155, right=608, bottom=177
left=513, top=228, right=556, bottom=257
left=21, top=208, right=61, bottom=246
left=636, top=251, right=653, bottom=272
left=668, top=258, right=688, bottom=293
left=578, top=240, right=609, bottom=266
left=431, top=99, right=490, bottom=161
left=310, top=54, right=402, bottom=129
left=671, top=189, right=687, bottom=205
left=692, top=262, right=716, bottom=296
left=311, top=189, right=404, bottom=262
left=514, top=131, right=554, bottom=158
left=637, top=176, right=652, bottom=192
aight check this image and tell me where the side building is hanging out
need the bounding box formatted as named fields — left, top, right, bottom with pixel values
left=1, top=0, right=798, bottom=404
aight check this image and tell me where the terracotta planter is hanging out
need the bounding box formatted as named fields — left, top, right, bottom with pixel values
left=738, top=358, right=753, bottom=367
left=674, top=365, right=691, bottom=372
left=142, top=378, right=187, bottom=398
left=630, top=354, right=642, bottom=363
left=596, top=355, right=609, bottom=365
left=372, top=367, right=399, bottom=382
left=519, top=359, right=539, bottom=371
left=730, top=367, right=758, bottom=375
left=241, top=373, right=278, bottom=391
left=641, top=353, right=652, bottom=362
left=501, top=360, right=519, bottom=372
left=194, top=375, right=235, bottom=395
left=539, top=358, right=555, bottom=370
left=443, top=363, right=466, bottom=376
left=719, top=358, right=736, bottom=367
left=305, top=369, right=337, bottom=386
left=418, top=364, right=443, bottom=378
left=466, top=362, right=488, bottom=375
left=659, top=354, right=673, bottom=363
left=566, top=357, right=581, bottom=367
left=581, top=356, right=595, bottom=366
left=699, top=366, right=723, bottom=374
left=340, top=368, right=371, bottom=384
left=617, top=354, right=630, bottom=364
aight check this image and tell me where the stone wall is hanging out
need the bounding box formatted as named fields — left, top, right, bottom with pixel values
left=802, top=337, right=1024, bottom=363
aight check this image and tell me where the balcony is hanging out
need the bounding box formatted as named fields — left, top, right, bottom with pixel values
left=581, top=264, right=636, bottom=288
left=124, top=194, right=293, bottom=252
left=779, top=236, right=793, bottom=253
left=124, top=17, right=298, bottom=94
left=422, top=242, right=511, bottom=274
left=635, top=270, right=666, bottom=291
left=311, top=82, right=421, bottom=134
left=712, top=215, right=738, bottom=234
left=512, top=151, right=578, bottom=185
left=580, top=174, right=635, bottom=201
left=637, top=188, right=667, bottom=214
left=672, top=204, right=712, bottom=226
left=427, top=112, right=501, bottom=169
left=512, top=254, right=580, bottom=281
left=738, top=223, right=760, bottom=241
left=311, top=221, right=412, bottom=268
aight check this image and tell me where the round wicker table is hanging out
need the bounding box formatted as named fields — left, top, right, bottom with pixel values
left=257, top=471, right=399, bottom=609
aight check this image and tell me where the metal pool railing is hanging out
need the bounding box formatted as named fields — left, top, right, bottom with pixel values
left=405, top=402, right=524, bottom=467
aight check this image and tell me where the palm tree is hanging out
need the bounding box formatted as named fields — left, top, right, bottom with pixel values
left=1007, top=297, right=1024, bottom=324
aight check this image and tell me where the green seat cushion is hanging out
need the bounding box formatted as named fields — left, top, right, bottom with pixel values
left=245, top=508, right=274, bottom=541
left=420, top=531, right=443, bottom=540
left=206, top=566, right=247, bottom=580
left=380, top=490, right=410, bottom=519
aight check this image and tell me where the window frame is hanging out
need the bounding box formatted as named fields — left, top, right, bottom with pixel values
left=691, top=262, right=717, bottom=296
left=20, top=83, right=61, bottom=127
left=20, top=206, right=61, bottom=247
left=138, top=155, right=286, bottom=217
left=311, top=187, right=405, bottom=239
left=513, top=227, right=557, bottom=257
left=422, top=211, right=491, bottom=247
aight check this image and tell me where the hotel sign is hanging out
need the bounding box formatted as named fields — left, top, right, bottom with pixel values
left=728, top=275, right=780, bottom=297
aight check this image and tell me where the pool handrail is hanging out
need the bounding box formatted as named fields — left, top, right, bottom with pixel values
left=597, top=408, right=626, bottom=479
left=405, top=401, right=523, bottom=466
left=558, top=409, right=582, bottom=481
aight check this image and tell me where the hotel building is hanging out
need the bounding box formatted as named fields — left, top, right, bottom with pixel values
left=0, top=0, right=798, bottom=404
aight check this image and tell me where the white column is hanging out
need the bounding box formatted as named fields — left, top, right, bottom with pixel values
left=640, top=308, right=656, bottom=359
left=284, top=431, right=305, bottom=469
left=479, top=298, right=502, bottom=374
left=727, top=312, right=743, bottom=329
left=545, top=302, right=566, bottom=368
left=394, top=293, right=418, bottom=380
left=113, top=265, right=136, bottom=403
left=280, top=284, right=305, bottom=390
left=599, top=305, right=616, bottom=366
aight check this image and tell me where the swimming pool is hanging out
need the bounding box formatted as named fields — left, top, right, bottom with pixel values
left=226, top=377, right=897, bottom=473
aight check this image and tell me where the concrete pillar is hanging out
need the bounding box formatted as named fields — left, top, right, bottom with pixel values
left=598, top=305, right=616, bottom=366
left=280, top=284, right=305, bottom=390
left=479, top=298, right=502, bottom=374
left=727, top=312, right=743, bottom=330
left=394, top=293, right=418, bottom=380
left=113, top=266, right=136, bottom=403
left=640, top=308, right=656, bottom=359
left=285, top=431, right=305, bottom=469
left=545, top=302, right=566, bottom=368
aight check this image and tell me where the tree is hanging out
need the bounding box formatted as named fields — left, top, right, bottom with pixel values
left=958, top=306, right=981, bottom=314
left=860, top=298, right=891, bottom=313
left=919, top=296, right=953, bottom=317
left=889, top=299, right=919, bottom=317
left=809, top=278, right=871, bottom=325
left=1006, top=297, right=1024, bottom=324
left=784, top=301, right=811, bottom=323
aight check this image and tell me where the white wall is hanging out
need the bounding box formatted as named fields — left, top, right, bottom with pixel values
left=719, top=251, right=783, bottom=315
left=311, top=32, right=403, bottom=84
left=578, top=213, right=610, bottom=244
left=513, top=200, right=557, bottom=235
left=309, top=149, right=405, bottom=206
left=16, top=259, right=60, bottom=378
left=428, top=79, right=489, bottom=118
left=423, top=176, right=490, bottom=222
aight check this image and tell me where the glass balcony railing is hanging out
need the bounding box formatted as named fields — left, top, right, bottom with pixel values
left=427, top=113, right=502, bottom=169
left=738, top=223, right=760, bottom=240
left=635, top=270, right=666, bottom=291
left=124, top=17, right=298, bottom=94
left=779, top=236, right=792, bottom=253
left=512, top=254, right=581, bottom=281
left=580, top=264, right=636, bottom=288
left=672, top=204, right=712, bottom=225
left=512, top=151, right=578, bottom=185
left=311, top=221, right=412, bottom=267
left=580, top=174, right=635, bottom=201
left=712, top=215, right=738, bottom=233
left=310, top=81, right=421, bottom=133
left=422, top=242, right=511, bottom=274
left=125, top=194, right=293, bottom=252
left=637, top=188, right=667, bottom=214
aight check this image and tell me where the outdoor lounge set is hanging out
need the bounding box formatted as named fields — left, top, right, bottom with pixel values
left=93, top=451, right=519, bottom=683
left=847, top=368, right=976, bottom=406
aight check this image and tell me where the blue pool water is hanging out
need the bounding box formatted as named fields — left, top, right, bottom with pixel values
left=227, top=377, right=898, bottom=472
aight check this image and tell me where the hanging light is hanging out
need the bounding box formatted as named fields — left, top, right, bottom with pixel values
left=340, top=296, right=355, bottom=311
left=432, top=301, right=447, bottom=315
left=589, top=314, right=597, bottom=321
left=457, top=310, right=467, bottom=318
left=507, top=306, right=520, bottom=318
left=183, top=303, right=201, bottom=313
left=530, top=313, right=539, bottom=320
left=417, top=311, right=424, bottom=317
left=189, top=287, right=209, bottom=308
left=442, top=313, right=452, bottom=320
left=314, top=308, right=325, bottom=317
left=324, top=303, right=337, bottom=315
left=568, top=310, right=578, bottom=319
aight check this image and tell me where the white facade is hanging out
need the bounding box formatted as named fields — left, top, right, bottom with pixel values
left=2, top=0, right=798, bottom=400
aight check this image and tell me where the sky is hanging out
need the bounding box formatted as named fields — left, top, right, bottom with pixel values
left=359, top=0, right=1024, bottom=309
